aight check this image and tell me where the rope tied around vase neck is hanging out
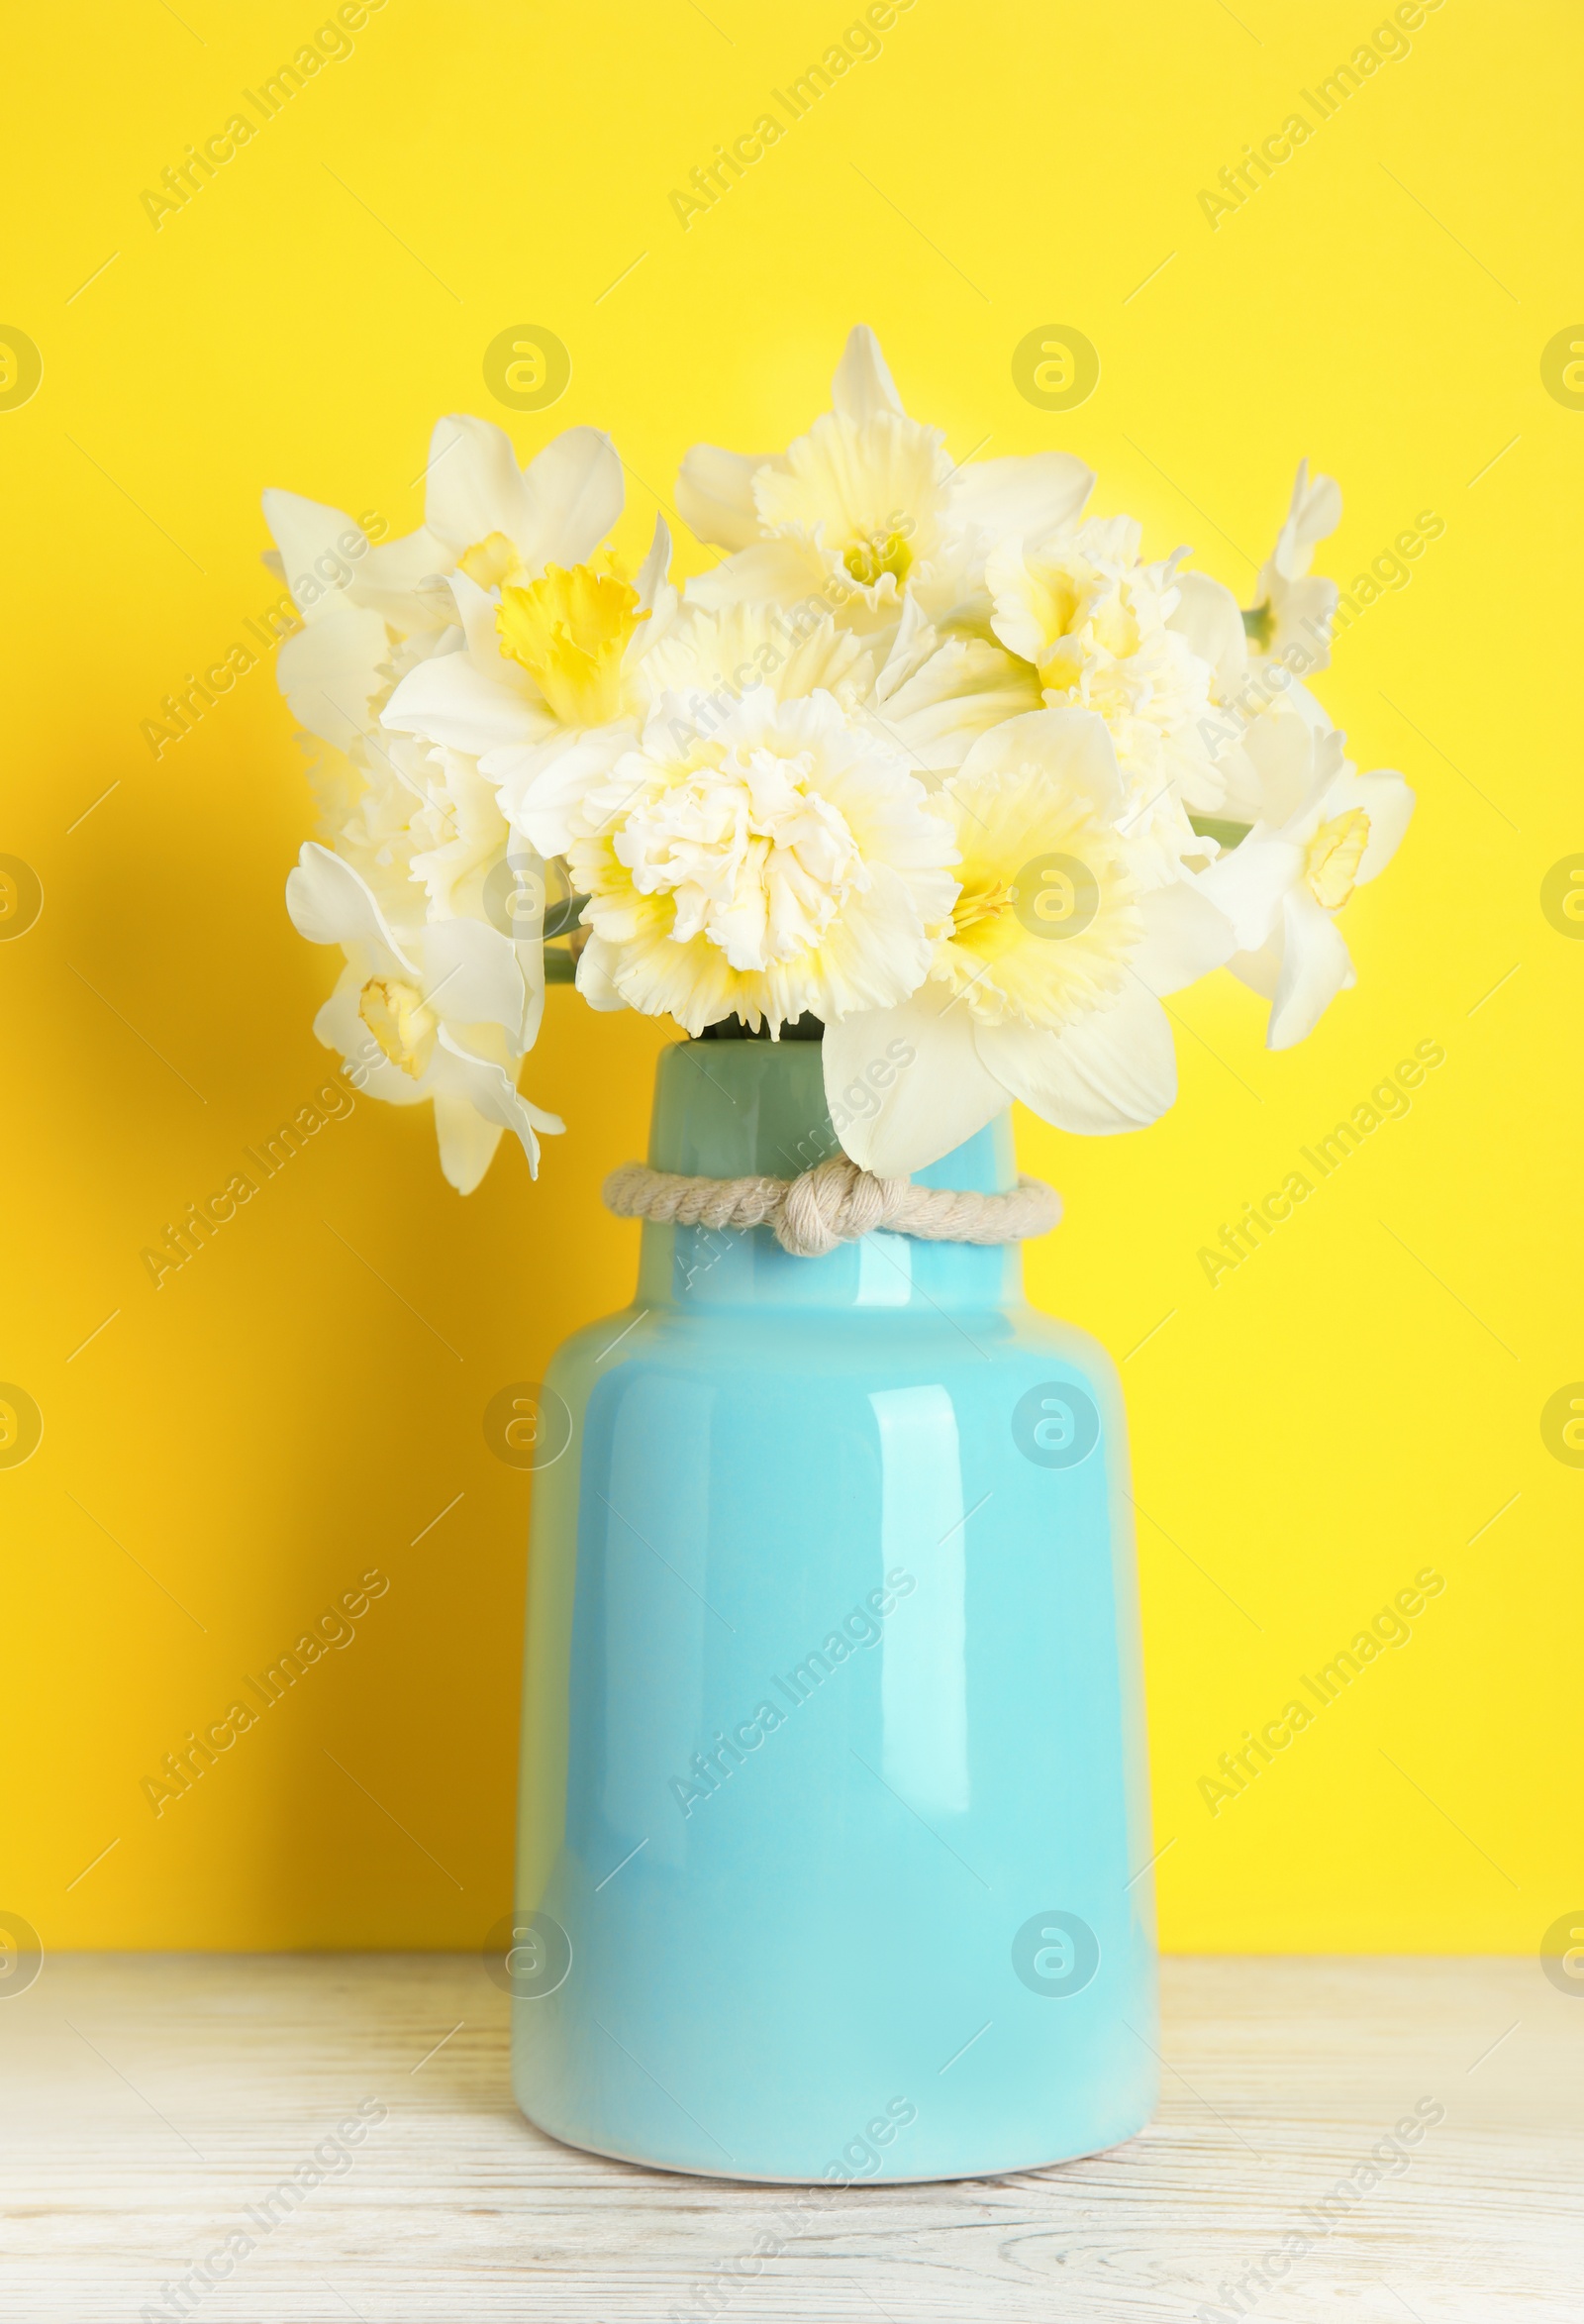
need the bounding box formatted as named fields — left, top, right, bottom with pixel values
left=602, top=1156, right=1061, bottom=1262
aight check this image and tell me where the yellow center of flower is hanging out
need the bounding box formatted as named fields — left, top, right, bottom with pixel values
left=495, top=561, right=646, bottom=728
left=1305, top=809, right=1370, bottom=910
left=1033, top=568, right=1085, bottom=645
left=842, top=528, right=913, bottom=589
left=358, top=977, right=437, bottom=1077
left=949, top=875, right=1016, bottom=936
left=1038, top=590, right=1140, bottom=694
left=932, top=770, right=1141, bottom=1030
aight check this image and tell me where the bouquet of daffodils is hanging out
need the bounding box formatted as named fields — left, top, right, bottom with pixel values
left=265, top=329, right=1412, bottom=1192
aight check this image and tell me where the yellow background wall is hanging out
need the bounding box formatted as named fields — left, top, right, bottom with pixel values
left=3, top=0, right=1577, bottom=1954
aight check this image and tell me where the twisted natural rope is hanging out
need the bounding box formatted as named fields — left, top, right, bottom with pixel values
left=603, top=1157, right=1060, bottom=1261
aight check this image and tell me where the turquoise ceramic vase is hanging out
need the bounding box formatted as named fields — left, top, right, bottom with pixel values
left=510, top=1035, right=1158, bottom=2182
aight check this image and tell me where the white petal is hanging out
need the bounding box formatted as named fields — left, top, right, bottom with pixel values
left=957, top=705, right=1125, bottom=824
left=486, top=845, right=549, bottom=1052
left=423, top=415, right=536, bottom=556
left=1134, top=879, right=1235, bottom=996
left=518, top=427, right=624, bottom=572
left=383, top=649, right=546, bottom=757
left=447, top=565, right=509, bottom=667
left=431, top=1095, right=507, bottom=1195
left=1213, top=744, right=1265, bottom=825
left=823, top=988, right=1005, bottom=1176
left=871, top=591, right=932, bottom=699
left=1285, top=727, right=1349, bottom=839
left=510, top=723, right=633, bottom=856
left=1284, top=457, right=1313, bottom=522
left=1275, top=461, right=1342, bottom=578
left=1239, top=707, right=1323, bottom=829
left=975, top=980, right=1176, bottom=1135
left=1227, top=941, right=1282, bottom=999
left=274, top=603, right=391, bottom=751
left=421, top=917, right=527, bottom=1038
left=260, top=491, right=360, bottom=620
left=634, top=514, right=673, bottom=612
left=675, top=446, right=781, bottom=551
left=873, top=637, right=1041, bottom=770
left=519, top=958, right=546, bottom=1054
left=286, top=844, right=418, bottom=977
left=435, top=1027, right=564, bottom=1178
left=1266, top=885, right=1352, bottom=1049
left=356, top=525, right=452, bottom=599
left=948, top=452, right=1093, bottom=549
left=1168, top=571, right=1247, bottom=693
left=1198, top=834, right=1303, bottom=954
left=681, top=535, right=826, bottom=611
left=983, top=537, right=1046, bottom=664
left=574, top=937, right=632, bottom=1012
left=831, top=326, right=905, bottom=424
left=1267, top=570, right=1339, bottom=664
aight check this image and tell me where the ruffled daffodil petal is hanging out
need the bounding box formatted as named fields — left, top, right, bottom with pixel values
left=569, top=685, right=956, bottom=1037
left=496, top=561, right=647, bottom=727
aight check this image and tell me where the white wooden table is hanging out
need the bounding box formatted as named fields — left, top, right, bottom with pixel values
left=2, top=1955, right=1576, bottom=2321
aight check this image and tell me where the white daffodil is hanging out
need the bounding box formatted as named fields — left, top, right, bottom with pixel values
left=823, top=709, right=1235, bottom=1175
left=1242, top=459, right=1342, bottom=669
left=677, top=326, right=1093, bottom=639
left=1158, top=573, right=1284, bottom=831
left=1197, top=726, right=1413, bottom=1049
left=984, top=517, right=1231, bottom=872
left=555, top=685, right=958, bottom=1037
left=261, top=492, right=476, bottom=938
left=266, top=375, right=1398, bottom=1200
left=260, top=492, right=456, bottom=762
left=285, top=843, right=561, bottom=1192
left=1162, top=466, right=1341, bottom=718
left=265, top=411, right=653, bottom=767
left=381, top=420, right=677, bottom=845
left=266, top=420, right=644, bottom=979
left=305, top=723, right=519, bottom=949
left=1159, top=465, right=1342, bottom=821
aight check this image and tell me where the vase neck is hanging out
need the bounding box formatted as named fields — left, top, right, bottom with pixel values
left=636, top=1040, right=1024, bottom=1313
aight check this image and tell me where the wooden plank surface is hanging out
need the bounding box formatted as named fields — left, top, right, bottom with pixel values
left=1, top=1954, right=1576, bottom=2321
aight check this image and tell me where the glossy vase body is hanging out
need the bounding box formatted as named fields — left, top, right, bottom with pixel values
left=512, top=1040, right=1157, bottom=2182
